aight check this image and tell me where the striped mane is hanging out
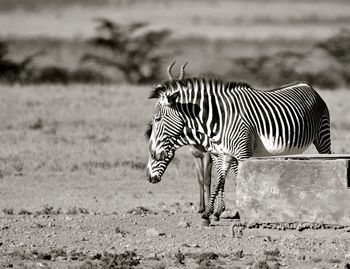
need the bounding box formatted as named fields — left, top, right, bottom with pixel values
left=148, top=77, right=252, bottom=99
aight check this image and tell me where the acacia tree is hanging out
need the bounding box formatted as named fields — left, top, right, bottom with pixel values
left=81, top=19, right=171, bottom=84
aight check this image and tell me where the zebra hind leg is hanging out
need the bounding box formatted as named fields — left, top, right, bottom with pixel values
left=193, top=155, right=205, bottom=213
left=314, top=113, right=331, bottom=154
left=203, top=153, right=212, bottom=213
left=190, top=147, right=205, bottom=213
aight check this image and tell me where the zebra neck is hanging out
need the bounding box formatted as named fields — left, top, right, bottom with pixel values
left=171, top=127, right=222, bottom=156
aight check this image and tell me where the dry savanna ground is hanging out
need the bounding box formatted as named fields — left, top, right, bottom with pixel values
left=0, top=84, right=349, bottom=268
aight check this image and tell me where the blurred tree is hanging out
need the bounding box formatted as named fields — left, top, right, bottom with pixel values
left=81, top=19, right=171, bottom=84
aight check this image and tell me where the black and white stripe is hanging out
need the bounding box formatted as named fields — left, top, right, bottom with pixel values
left=147, top=77, right=331, bottom=223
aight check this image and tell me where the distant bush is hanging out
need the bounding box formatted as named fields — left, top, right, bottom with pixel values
left=229, top=52, right=312, bottom=87
left=27, top=66, right=110, bottom=84
left=81, top=19, right=171, bottom=84
left=317, top=28, right=350, bottom=65
left=31, top=65, right=70, bottom=84
left=299, top=70, right=341, bottom=90
left=228, top=29, right=350, bottom=89
left=0, top=39, right=110, bottom=84
left=70, top=68, right=110, bottom=84
left=0, top=40, right=43, bottom=83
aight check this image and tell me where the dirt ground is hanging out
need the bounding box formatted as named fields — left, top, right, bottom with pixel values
left=0, top=85, right=350, bottom=268
left=1, top=207, right=350, bottom=269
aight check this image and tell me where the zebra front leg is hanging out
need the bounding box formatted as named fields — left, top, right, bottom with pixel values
left=201, top=154, right=233, bottom=226
left=213, top=183, right=225, bottom=221
left=213, top=158, right=238, bottom=221
left=201, top=178, right=221, bottom=226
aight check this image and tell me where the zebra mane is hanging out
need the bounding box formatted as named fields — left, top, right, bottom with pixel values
left=148, top=77, right=252, bottom=99
left=144, top=121, right=152, bottom=140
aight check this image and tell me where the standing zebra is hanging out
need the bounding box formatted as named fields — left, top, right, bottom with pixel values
left=147, top=68, right=331, bottom=225
left=146, top=62, right=213, bottom=214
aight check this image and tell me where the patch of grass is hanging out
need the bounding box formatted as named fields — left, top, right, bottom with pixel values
left=253, top=260, right=269, bottom=269
left=29, top=118, right=43, bottom=130
left=264, top=248, right=281, bottom=262
left=18, top=209, right=33, bottom=215
left=185, top=252, right=222, bottom=268
left=66, top=206, right=90, bottom=215
left=35, top=205, right=61, bottom=215
left=2, top=208, right=14, bottom=215
left=100, top=251, right=140, bottom=268
left=9, top=248, right=67, bottom=261
left=263, top=248, right=280, bottom=257
left=79, top=251, right=140, bottom=269
left=115, top=226, right=128, bottom=237
left=174, top=249, right=185, bottom=265
left=126, top=207, right=156, bottom=216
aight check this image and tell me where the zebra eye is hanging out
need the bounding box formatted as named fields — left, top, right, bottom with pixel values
left=154, top=116, right=161, bottom=122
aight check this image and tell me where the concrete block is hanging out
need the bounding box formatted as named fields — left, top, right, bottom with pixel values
left=236, top=154, right=350, bottom=225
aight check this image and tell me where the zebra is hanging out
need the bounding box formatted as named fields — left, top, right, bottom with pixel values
left=147, top=66, right=331, bottom=225
left=145, top=62, right=213, bottom=214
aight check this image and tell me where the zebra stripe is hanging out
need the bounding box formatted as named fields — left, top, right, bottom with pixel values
left=147, top=78, right=331, bottom=222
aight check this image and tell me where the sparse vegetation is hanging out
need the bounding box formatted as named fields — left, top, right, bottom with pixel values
left=126, top=206, right=156, bottom=216
left=35, top=205, right=61, bottom=215
left=2, top=208, right=14, bottom=215
left=174, top=249, right=185, bottom=265
left=66, top=206, right=90, bottom=215
left=18, top=209, right=32, bottom=215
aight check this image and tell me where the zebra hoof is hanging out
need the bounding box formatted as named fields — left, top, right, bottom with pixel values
left=201, top=219, right=211, bottom=227
left=213, top=215, right=220, bottom=222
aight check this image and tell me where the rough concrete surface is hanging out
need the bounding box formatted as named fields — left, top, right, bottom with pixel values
left=236, top=155, right=350, bottom=225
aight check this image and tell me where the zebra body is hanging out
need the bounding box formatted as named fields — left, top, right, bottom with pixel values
left=147, top=77, right=331, bottom=223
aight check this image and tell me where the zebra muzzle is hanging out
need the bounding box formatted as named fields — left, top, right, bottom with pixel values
left=148, top=175, right=161, bottom=184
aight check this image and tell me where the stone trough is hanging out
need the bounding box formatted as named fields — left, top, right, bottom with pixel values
left=236, top=154, right=350, bottom=225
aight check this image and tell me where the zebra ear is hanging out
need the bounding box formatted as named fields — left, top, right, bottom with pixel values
left=167, top=91, right=180, bottom=107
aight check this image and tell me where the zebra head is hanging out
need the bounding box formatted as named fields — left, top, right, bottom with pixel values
left=145, top=62, right=189, bottom=183
left=145, top=110, right=177, bottom=183
left=148, top=92, right=184, bottom=161
left=147, top=62, right=189, bottom=161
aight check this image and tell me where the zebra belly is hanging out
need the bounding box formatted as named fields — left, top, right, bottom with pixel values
left=252, top=134, right=311, bottom=157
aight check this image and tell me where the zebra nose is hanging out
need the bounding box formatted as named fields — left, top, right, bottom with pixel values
left=148, top=175, right=161, bottom=184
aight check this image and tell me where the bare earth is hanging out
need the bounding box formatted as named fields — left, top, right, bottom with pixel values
left=0, top=85, right=350, bottom=268
left=1, top=209, right=350, bottom=268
